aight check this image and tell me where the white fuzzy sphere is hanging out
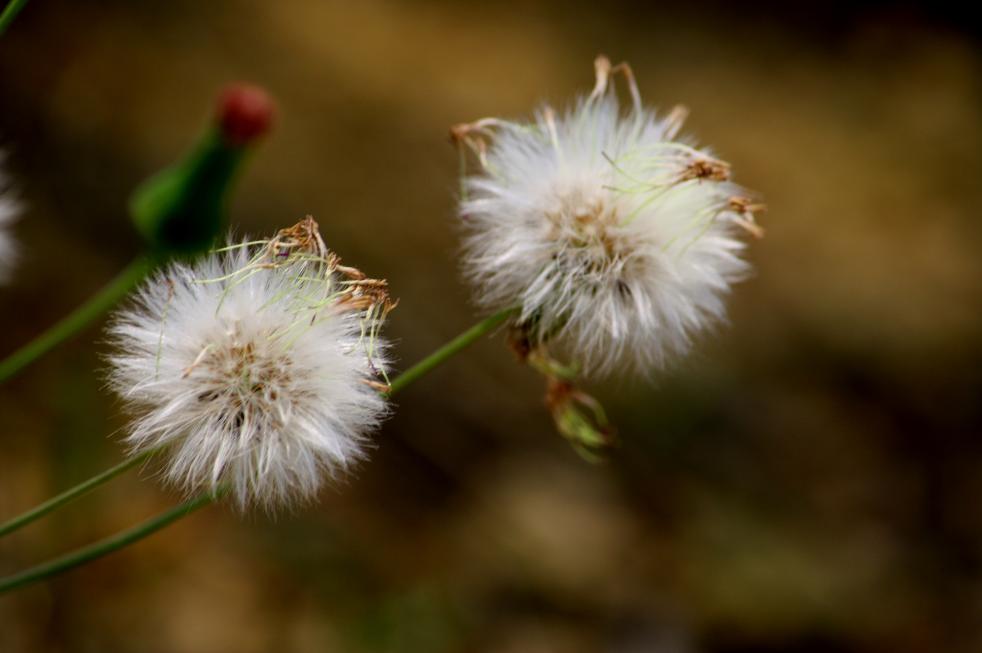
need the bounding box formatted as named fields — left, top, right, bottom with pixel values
left=108, top=244, right=390, bottom=510
left=458, top=75, right=758, bottom=376
left=0, top=158, right=18, bottom=283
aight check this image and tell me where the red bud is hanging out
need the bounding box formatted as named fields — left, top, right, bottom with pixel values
left=217, top=83, right=275, bottom=146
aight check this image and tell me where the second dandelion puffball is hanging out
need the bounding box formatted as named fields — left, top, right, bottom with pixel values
left=454, top=57, right=763, bottom=376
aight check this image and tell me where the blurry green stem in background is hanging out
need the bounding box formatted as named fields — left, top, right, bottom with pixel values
left=0, top=0, right=28, bottom=36
left=0, top=306, right=517, bottom=592
left=0, top=489, right=223, bottom=593
left=0, top=257, right=154, bottom=383
left=0, top=448, right=157, bottom=538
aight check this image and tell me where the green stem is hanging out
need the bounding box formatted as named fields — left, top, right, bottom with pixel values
left=387, top=307, right=517, bottom=396
left=0, top=0, right=28, bottom=36
left=0, top=257, right=153, bottom=383
left=0, top=489, right=221, bottom=593
left=0, top=307, right=519, bottom=592
left=0, top=449, right=156, bottom=538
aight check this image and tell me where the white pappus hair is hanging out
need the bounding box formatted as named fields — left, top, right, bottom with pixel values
left=454, top=56, right=763, bottom=376
left=0, top=156, right=19, bottom=283
left=108, top=218, right=394, bottom=511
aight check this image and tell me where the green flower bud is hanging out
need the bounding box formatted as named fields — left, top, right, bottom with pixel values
left=130, top=84, right=275, bottom=256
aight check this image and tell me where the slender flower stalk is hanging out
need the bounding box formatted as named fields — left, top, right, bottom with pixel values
left=0, top=0, right=29, bottom=36
left=0, top=257, right=153, bottom=383
left=386, top=306, right=517, bottom=396
left=0, top=489, right=222, bottom=594
left=0, top=449, right=157, bottom=537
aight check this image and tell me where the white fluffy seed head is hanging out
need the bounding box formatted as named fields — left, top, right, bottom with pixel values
left=455, top=57, right=762, bottom=376
left=0, top=156, right=19, bottom=284
left=108, top=221, right=393, bottom=511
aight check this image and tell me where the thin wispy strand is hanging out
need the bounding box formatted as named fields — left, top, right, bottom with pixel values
left=0, top=155, right=19, bottom=284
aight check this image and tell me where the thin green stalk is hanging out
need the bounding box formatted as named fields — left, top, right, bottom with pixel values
left=387, top=307, right=517, bottom=396
left=0, top=449, right=156, bottom=538
left=0, top=489, right=221, bottom=593
left=0, top=0, right=28, bottom=36
left=0, top=307, right=518, bottom=592
left=0, top=257, right=153, bottom=383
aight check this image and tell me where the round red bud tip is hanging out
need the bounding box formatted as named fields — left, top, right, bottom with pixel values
left=217, top=83, right=275, bottom=145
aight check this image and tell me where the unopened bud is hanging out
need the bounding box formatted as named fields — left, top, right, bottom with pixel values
left=217, top=83, right=275, bottom=146
left=545, top=379, right=615, bottom=461
left=130, top=84, right=275, bottom=255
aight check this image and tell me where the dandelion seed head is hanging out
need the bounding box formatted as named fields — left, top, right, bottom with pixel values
left=108, top=219, right=393, bottom=510
left=455, top=57, right=762, bottom=375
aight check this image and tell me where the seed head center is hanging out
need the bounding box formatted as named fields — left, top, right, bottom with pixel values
left=547, top=189, right=626, bottom=261
left=201, top=337, right=291, bottom=406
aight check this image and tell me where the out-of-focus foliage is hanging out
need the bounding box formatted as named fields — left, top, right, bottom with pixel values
left=1, top=1, right=980, bottom=652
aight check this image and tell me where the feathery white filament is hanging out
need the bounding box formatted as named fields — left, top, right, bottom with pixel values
left=0, top=156, right=18, bottom=284
left=108, top=233, right=391, bottom=510
left=457, top=58, right=761, bottom=375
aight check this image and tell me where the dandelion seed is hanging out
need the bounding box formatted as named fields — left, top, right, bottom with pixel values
left=108, top=217, right=394, bottom=511
left=454, top=56, right=763, bottom=375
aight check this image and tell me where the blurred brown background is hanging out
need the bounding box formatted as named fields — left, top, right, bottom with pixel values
left=1, top=1, right=981, bottom=651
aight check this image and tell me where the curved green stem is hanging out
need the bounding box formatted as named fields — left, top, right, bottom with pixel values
left=0, top=257, right=153, bottom=383
left=0, top=489, right=222, bottom=593
left=0, top=0, right=29, bottom=36
left=387, top=307, right=517, bottom=396
left=0, top=449, right=157, bottom=538
left=0, top=307, right=519, bottom=592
